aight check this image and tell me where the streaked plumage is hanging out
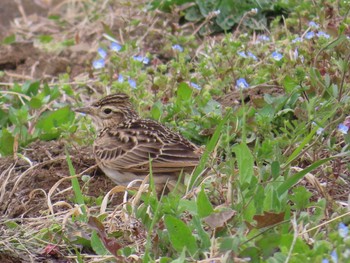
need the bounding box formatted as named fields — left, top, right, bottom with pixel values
left=75, top=93, right=201, bottom=185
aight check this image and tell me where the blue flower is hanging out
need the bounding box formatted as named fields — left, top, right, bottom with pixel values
left=257, top=35, right=270, bottom=42
left=110, top=42, right=122, bottom=52
left=172, top=44, right=184, bottom=52
left=322, top=259, right=329, bottom=263
left=97, top=48, right=107, bottom=59
left=118, top=74, right=124, bottom=83
left=92, top=59, right=105, bottom=69
left=292, top=37, right=303, bottom=43
left=338, top=222, right=349, bottom=238
left=316, top=127, right=324, bottom=135
left=317, top=31, right=330, bottom=39
left=338, top=123, right=349, bottom=134
left=236, top=78, right=249, bottom=89
left=309, top=21, right=319, bottom=29
left=143, top=57, right=150, bottom=64
left=305, top=31, right=315, bottom=39
left=331, top=250, right=338, bottom=263
left=190, top=82, right=201, bottom=90
left=247, top=51, right=258, bottom=61
left=133, top=55, right=149, bottom=64
left=293, top=48, right=299, bottom=60
left=237, top=51, right=247, bottom=58
left=128, top=78, right=136, bottom=88
left=271, top=51, right=283, bottom=61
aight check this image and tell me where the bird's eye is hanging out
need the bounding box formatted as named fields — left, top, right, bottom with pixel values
left=103, top=108, right=112, bottom=114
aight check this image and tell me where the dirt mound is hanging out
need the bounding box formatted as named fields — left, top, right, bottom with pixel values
left=0, top=140, right=122, bottom=218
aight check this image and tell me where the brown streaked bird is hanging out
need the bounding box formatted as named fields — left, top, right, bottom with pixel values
left=75, top=93, right=201, bottom=186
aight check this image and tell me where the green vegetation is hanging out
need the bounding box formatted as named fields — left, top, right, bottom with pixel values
left=1, top=0, right=350, bottom=262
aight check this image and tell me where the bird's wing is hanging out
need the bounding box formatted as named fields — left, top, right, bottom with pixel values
left=94, top=119, right=200, bottom=173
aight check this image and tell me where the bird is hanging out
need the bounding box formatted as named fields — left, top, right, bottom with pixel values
left=75, top=93, right=201, bottom=186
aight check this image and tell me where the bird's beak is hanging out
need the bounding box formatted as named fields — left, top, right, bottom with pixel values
left=74, top=106, right=94, bottom=115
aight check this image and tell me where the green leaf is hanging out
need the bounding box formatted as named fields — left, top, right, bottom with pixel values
left=150, top=101, right=163, bottom=121
left=277, top=158, right=331, bottom=196
left=283, top=75, right=299, bottom=93
left=0, top=128, right=15, bottom=156
left=36, top=106, right=74, bottom=140
left=192, top=216, right=211, bottom=250
left=196, top=0, right=220, bottom=16
left=2, top=34, right=16, bottom=44
left=233, top=143, right=254, bottom=186
left=29, top=97, right=43, bottom=109
left=91, top=231, right=108, bottom=255
left=65, top=148, right=86, bottom=216
left=197, top=187, right=213, bottom=218
left=38, top=35, right=53, bottom=43
left=177, top=82, right=193, bottom=102
left=0, top=108, right=9, bottom=127
left=164, top=215, right=198, bottom=256
left=290, top=186, right=312, bottom=210
left=263, top=187, right=281, bottom=211
left=271, top=161, right=280, bottom=179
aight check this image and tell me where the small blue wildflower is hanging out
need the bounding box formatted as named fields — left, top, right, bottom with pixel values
left=92, top=59, right=105, bottom=69
left=338, top=123, right=349, bottom=134
left=128, top=78, right=136, bottom=88
left=118, top=74, right=124, bottom=83
left=305, top=31, right=315, bottom=39
left=247, top=51, right=258, bottom=61
left=237, top=51, right=247, bottom=58
left=331, top=250, right=338, bottom=263
left=339, top=222, right=349, bottom=238
left=236, top=78, right=249, bottom=89
left=257, top=35, right=270, bottom=41
left=143, top=57, right=150, bottom=64
left=172, top=44, right=184, bottom=52
left=190, top=82, right=201, bottom=90
left=317, top=31, right=330, bottom=39
left=133, top=55, right=149, bottom=64
left=292, top=37, right=303, bottom=43
left=97, top=48, right=107, bottom=59
left=110, top=42, right=122, bottom=52
left=293, top=48, right=299, bottom=60
left=309, top=21, right=319, bottom=29
left=271, top=51, right=283, bottom=61
left=316, top=127, right=324, bottom=135
left=250, top=8, right=258, bottom=14
left=133, top=55, right=143, bottom=62
left=322, top=259, right=329, bottom=263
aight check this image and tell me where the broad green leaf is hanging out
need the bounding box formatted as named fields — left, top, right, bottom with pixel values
left=197, top=187, right=213, bottom=218
left=164, top=215, right=198, bottom=256
left=0, top=128, right=14, bottom=156
left=196, top=0, right=219, bottom=16
left=2, top=34, right=16, bottom=44
left=38, top=35, right=53, bottom=43
left=263, top=187, right=281, bottom=212
left=283, top=75, right=299, bottom=93
left=177, top=82, right=193, bottom=102
left=150, top=101, right=163, bottom=121
left=36, top=106, right=74, bottom=140
left=290, top=186, right=312, bottom=210
left=233, top=143, right=254, bottom=186
left=91, top=231, right=108, bottom=255
left=29, top=97, right=43, bottom=109
left=271, top=161, right=280, bottom=179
